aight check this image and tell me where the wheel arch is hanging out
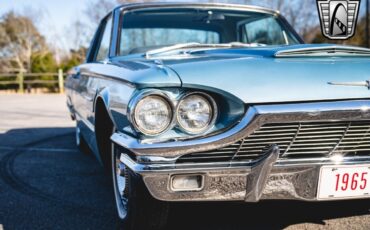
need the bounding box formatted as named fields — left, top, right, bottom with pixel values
left=93, top=87, right=118, bottom=128
left=94, top=88, right=115, bottom=169
left=93, top=87, right=110, bottom=114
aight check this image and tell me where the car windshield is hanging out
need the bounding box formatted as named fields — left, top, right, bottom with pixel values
left=119, top=7, right=302, bottom=56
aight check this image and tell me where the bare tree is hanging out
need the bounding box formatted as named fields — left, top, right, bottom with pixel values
left=68, top=19, right=93, bottom=50
left=85, top=0, right=116, bottom=26
left=205, top=0, right=317, bottom=41
left=0, top=12, right=48, bottom=73
left=85, top=0, right=153, bottom=26
left=242, top=0, right=317, bottom=40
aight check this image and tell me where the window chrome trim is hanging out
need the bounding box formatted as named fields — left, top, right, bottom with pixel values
left=116, top=2, right=281, bottom=17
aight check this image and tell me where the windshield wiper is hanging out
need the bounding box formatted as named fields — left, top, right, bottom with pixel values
left=145, top=42, right=267, bottom=58
left=145, top=43, right=229, bottom=58
left=227, top=42, right=267, bottom=47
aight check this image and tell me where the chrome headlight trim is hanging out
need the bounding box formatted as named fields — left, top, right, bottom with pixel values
left=128, top=90, right=175, bottom=136
left=176, top=92, right=218, bottom=135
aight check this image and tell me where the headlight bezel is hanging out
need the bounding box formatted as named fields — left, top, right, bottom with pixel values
left=176, top=92, right=218, bottom=135
left=128, top=90, right=175, bottom=136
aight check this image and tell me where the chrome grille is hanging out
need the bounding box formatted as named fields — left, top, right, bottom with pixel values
left=177, top=121, right=370, bottom=163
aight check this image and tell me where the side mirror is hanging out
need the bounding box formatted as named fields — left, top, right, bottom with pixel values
left=71, top=67, right=81, bottom=79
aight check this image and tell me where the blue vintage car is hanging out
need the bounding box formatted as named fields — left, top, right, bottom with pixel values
left=65, top=2, right=370, bottom=229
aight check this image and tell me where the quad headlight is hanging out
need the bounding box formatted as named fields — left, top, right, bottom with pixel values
left=176, top=93, right=217, bottom=134
left=130, top=91, right=217, bottom=136
left=133, top=95, right=173, bottom=135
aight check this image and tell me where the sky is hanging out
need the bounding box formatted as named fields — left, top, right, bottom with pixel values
left=1, top=0, right=92, bottom=53
left=1, top=0, right=369, bottom=54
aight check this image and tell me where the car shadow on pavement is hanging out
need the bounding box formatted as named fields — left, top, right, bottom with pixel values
left=1, top=128, right=370, bottom=229
left=167, top=199, right=370, bottom=229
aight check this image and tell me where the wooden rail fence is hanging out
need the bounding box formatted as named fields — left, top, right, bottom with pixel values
left=0, top=69, right=66, bottom=93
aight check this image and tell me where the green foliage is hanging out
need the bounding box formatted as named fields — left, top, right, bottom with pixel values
left=0, top=11, right=48, bottom=72
left=60, top=47, right=87, bottom=72
left=29, top=52, right=59, bottom=92
left=31, top=52, right=58, bottom=73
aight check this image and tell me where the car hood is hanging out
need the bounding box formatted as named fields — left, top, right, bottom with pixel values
left=157, top=44, right=370, bottom=104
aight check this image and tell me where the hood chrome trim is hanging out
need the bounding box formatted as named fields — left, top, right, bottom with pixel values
left=275, top=45, right=370, bottom=57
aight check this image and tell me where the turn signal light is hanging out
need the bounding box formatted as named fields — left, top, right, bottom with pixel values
left=170, top=174, right=203, bottom=191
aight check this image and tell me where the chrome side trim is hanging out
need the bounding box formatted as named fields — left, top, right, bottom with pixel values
left=112, top=100, right=370, bottom=158
left=328, top=81, right=370, bottom=89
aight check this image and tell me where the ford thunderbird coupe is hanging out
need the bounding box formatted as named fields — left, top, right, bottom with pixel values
left=66, top=2, right=370, bottom=229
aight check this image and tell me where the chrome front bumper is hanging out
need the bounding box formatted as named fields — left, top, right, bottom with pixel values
left=113, top=100, right=370, bottom=202
left=120, top=149, right=370, bottom=202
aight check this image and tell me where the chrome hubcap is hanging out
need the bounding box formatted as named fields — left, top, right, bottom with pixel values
left=112, top=144, right=129, bottom=219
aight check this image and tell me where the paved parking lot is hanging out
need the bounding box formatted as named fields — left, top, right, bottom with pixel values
left=1, top=94, right=370, bottom=230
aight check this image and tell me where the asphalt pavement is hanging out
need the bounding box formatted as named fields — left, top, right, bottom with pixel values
left=1, top=94, right=370, bottom=230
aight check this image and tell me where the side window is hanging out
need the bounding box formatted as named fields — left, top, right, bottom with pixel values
left=242, top=17, right=287, bottom=45
left=95, top=16, right=113, bottom=62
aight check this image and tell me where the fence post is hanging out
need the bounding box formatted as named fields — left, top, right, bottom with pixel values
left=58, top=69, right=64, bottom=94
left=17, top=71, right=24, bottom=93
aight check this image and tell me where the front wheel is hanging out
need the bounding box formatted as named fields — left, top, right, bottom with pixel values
left=112, top=143, right=170, bottom=230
